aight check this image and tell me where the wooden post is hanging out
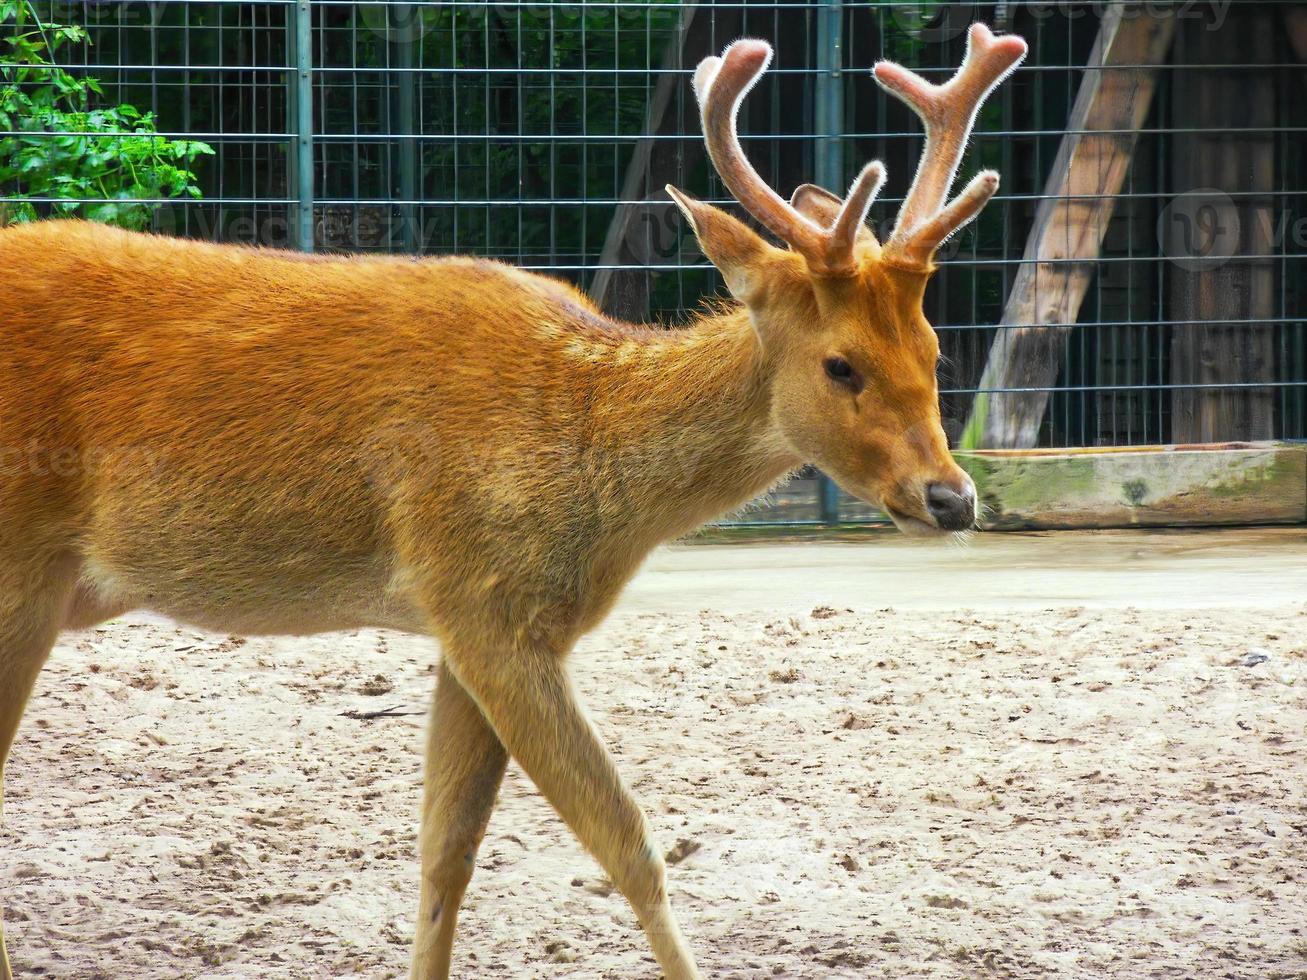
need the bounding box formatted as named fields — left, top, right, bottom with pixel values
left=1282, top=6, right=1307, bottom=74
left=959, top=4, right=1176, bottom=448
left=589, top=7, right=709, bottom=321
left=1167, top=6, right=1276, bottom=443
left=590, top=6, right=812, bottom=322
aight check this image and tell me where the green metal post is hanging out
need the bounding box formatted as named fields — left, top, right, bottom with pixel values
left=816, top=0, right=844, bottom=522
left=292, top=0, right=314, bottom=252
left=393, top=4, right=418, bottom=252
left=284, top=7, right=295, bottom=246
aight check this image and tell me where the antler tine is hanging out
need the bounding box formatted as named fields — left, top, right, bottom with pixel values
left=695, top=40, right=828, bottom=259
left=691, top=55, right=722, bottom=106
left=694, top=40, right=892, bottom=275
left=874, top=23, right=1027, bottom=264
left=829, top=161, right=886, bottom=257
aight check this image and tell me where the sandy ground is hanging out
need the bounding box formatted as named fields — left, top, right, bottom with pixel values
left=3, top=528, right=1306, bottom=979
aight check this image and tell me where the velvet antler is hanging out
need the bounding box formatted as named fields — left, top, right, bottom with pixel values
left=873, top=23, right=1027, bottom=267
left=687, top=24, right=1025, bottom=275
left=693, top=39, right=885, bottom=276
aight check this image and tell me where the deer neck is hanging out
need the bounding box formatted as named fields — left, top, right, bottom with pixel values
left=577, top=307, right=799, bottom=543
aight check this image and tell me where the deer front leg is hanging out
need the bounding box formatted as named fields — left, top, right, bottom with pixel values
left=411, top=662, right=508, bottom=980
left=444, top=642, right=701, bottom=980
left=0, top=558, right=76, bottom=980
left=0, top=616, right=54, bottom=980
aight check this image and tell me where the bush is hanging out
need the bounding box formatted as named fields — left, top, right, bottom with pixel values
left=0, top=0, right=212, bottom=228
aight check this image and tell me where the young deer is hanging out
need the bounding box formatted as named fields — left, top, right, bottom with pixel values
left=0, top=23, right=1025, bottom=979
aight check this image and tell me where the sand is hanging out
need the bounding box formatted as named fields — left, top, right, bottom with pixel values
left=3, top=530, right=1305, bottom=978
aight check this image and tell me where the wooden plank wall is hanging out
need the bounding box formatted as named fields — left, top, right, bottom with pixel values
left=959, top=4, right=1177, bottom=449
left=1167, top=7, right=1278, bottom=443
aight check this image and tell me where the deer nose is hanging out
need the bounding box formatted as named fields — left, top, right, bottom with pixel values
left=925, top=479, right=977, bottom=531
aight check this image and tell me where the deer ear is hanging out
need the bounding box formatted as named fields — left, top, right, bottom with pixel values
left=789, top=184, right=843, bottom=227
left=791, top=183, right=879, bottom=249
left=666, top=185, right=777, bottom=304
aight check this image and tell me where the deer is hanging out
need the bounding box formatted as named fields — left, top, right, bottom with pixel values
left=0, top=22, right=1025, bottom=979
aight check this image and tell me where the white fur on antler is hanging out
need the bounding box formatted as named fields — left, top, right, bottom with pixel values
left=873, top=23, right=1028, bottom=266
left=691, top=39, right=886, bottom=276
left=684, top=23, right=1026, bottom=273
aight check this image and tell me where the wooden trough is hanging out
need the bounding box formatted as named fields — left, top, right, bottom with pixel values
left=956, top=442, right=1307, bottom=530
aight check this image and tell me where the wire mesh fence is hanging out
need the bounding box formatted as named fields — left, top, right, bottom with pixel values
left=5, top=0, right=1305, bottom=524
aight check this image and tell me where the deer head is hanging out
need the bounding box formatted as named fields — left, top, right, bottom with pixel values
left=667, top=23, right=1026, bottom=534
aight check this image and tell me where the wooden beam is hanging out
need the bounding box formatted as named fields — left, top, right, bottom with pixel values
left=589, top=7, right=705, bottom=321
left=589, top=6, right=814, bottom=322
left=1284, top=5, right=1307, bottom=65
left=957, top=443, right=1307, bottom=530
left=959, top=4, right=1176, bottom=449
left=1168, top=6, right=1276, bottom=443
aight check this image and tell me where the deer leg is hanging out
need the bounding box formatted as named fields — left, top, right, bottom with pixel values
left=61, top=579, right=131, bottom=632
left=0, top=560, right=74, bottom=980
left=411, top=662, right=508, bottom=980
left=443, top=643, right=701, bottom=980
left=0, top=561, right=73, bottom=814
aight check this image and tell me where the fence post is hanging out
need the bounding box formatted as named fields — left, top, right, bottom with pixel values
left=393, top=3, right=418, bottom=252
left=290, top=0, right=314, bottom=252
left=815, top=0, right=844, bottom=522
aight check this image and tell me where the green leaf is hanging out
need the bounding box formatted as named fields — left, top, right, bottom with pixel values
left=0, top=0, right=208, bottom=228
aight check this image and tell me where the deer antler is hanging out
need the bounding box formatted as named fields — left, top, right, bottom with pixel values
left=693, top=39, right=886, bottom=276
left=874, top=23, right=1027, bottom=267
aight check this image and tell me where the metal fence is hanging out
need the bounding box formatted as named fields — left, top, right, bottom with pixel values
left=6, top=0, right=1306, bottom=524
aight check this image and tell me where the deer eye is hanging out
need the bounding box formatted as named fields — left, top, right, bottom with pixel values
left=823, top=356, right=861, bottom=391
left=824, top=357, right=852, bottom=379
left=820, top=358, right=852, bottom=378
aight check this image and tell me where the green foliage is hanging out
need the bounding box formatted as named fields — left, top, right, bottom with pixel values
left=0, top=0, right=212, bottom=228
left=333, top=3, right=683, bottom=259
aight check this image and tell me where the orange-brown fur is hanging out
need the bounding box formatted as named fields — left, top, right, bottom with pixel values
left=0, top=24, right=1024, bottom=978
left=0, top=214, right=948, bottom=978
